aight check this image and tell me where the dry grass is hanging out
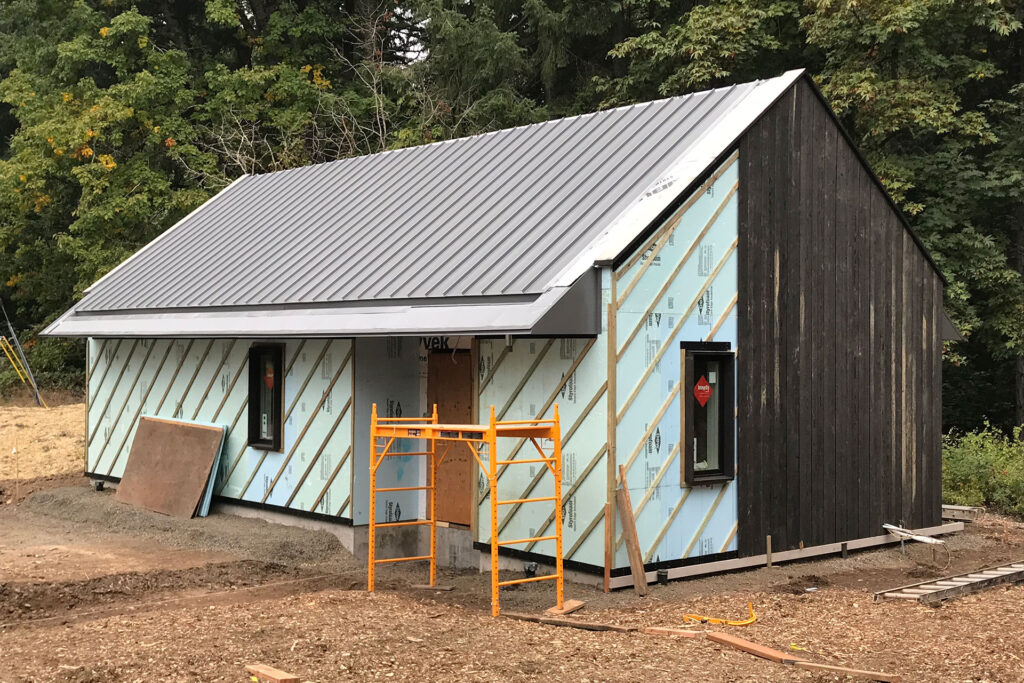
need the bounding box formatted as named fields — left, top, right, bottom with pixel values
left=0, top=403, right=85, bottom=479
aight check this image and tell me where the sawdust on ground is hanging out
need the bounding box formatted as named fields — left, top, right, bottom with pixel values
left=0, top=403, right=85, bottom=480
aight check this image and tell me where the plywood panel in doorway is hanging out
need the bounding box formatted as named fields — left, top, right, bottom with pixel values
left=428, top=350, right=474, bottom=526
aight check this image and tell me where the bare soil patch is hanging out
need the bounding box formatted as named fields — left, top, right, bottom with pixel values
left=0, top=404, right=85, bottom=481
left=2, top=485, right=1024, bottom=680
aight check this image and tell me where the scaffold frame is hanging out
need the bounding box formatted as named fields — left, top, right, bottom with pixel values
left=368, top=403, right=564, bottom=616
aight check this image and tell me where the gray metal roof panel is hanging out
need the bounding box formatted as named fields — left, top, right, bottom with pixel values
left=74, top=73, right=799, bottom=314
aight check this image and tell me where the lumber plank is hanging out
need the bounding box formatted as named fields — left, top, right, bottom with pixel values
left=502, top=612, right=636, bottom=632
left=545, top=599, right=585, bottom=616
left=794, top=661, right=900, bottom=682
left=616, top=465, right=648, bottom=596
left=645, top=626, right=702, bottom=639
left=707, top=632, right=806, bottom=664
left=245, top=663, right=300, bottom=683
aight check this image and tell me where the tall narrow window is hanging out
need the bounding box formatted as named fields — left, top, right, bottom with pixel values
left=681, top=342, right=735, bottom=485
left=248, top=344, right=283, bottom=451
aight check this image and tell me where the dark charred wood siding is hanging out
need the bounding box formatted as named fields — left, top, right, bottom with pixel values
left=736, top=79, right=943, bottom=557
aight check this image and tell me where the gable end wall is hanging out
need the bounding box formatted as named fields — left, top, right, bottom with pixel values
left=735, top=79, right=944, bottom=557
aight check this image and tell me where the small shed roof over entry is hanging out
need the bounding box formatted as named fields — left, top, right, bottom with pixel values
left=48, top=71, right=805, bottom=338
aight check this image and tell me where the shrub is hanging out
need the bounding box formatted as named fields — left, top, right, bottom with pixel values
left=943, top=424, right=1024, bottom=518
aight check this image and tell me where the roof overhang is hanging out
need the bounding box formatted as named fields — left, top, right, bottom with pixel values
left=42, top=268, right=601, bottom=339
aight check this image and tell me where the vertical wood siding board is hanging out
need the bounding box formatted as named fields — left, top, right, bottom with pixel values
left=497, top=382, right=606, bottom=536
left=737, top=121, right=763, bottom=556
left=754, top=111, right=771, bottom=552
left=899, top=231, right=911, bottom=523
left=758, top=95, right=777, bottom=549
left=682, top=482, right=731, bottom=558
left=917, top=254, right=929, bottom=527
left=870, top=183, right=887, bottom=533
left=99, top=340, right=164, bottom=476
left=87, top=339, right=140, bottom=448
left=824, top=110, right=840, bottom=545
left=285, top=395, right=353, bottom=509
left=481, top=338, right=594, bottom=505
left=191, top=339, right=238, bottom=420
left=95, top=338, right=157, bottom=465
left=349, top=341, right=356, bottom=527
left=832, top=135, right=848, bottom=542
left=615, top=239, right=737, bottom=424
left=261, top=341, right=349, bottom=503
left=526, top=444, right=608, bottom=552
left=87, top=338, right=123, bottom=407
left=783, top=88, right=802, bottom=551
left=882, top=215, right=896, bottom=526
left=615, top=152, right=740, bottom=281
left=310, top=445, right=352, bottom=513
left=735, top=138, right=751, bottom=555
left=897, top=222, right=905, bottom=528
left=616, top=181, right=739, bottom=358
left=764, top=100, right=783, bottom=549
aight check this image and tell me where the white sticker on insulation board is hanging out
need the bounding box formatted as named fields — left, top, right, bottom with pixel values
left=697, top=287, right=714, bottom=326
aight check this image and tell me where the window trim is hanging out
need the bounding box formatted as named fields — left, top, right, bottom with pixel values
left=248, top=343, right=285, bottom=452
left=680, top=342, right=735, bottom=486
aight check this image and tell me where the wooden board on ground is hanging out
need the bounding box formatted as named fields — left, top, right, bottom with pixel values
left=707, top=632, right=806, bottom=665
left=545, top=598, right=584, bottom=616
left=245, top=663, right=300, bottom=683
left=644, top=626, right=702, bottom=638
left=616, top=464, right=648, bottom=596
left=115, top=417, right=225, bottom=518
left=794, top=661, right=900, bottom=682
left=503, top=612, right=636, bottom=632
left=942, top=504, right=983, bottom=522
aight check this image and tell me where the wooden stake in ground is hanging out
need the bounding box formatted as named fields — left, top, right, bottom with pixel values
left=616, top=464, right=648, bottom=596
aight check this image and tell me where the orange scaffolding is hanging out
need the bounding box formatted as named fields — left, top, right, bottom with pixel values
left=368, top=403, right=564, bottom=617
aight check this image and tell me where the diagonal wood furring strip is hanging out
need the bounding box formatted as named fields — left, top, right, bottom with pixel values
left=616, top=238, right=738, bottom=424
left=616, top=182, right=738, bottom=356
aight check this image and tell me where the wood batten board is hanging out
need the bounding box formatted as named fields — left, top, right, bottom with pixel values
left=115, top=416, right=225, bottom=517
left=735, top=78, right=944, bottom=557
left=86, top=337, right=355, bottom=521
left=609, top=522, right=963, bottom=589
left=476, top=331, right=609, bottom=566
left=613, top=154, right=740, bottom=570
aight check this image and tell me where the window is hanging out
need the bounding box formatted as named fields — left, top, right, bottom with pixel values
left=681, top=342, right=735, bottom=485
left=248, top=344, right=284, bottom=451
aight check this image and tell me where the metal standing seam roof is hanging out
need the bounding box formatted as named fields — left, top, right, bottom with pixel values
left=45, top=70, right=806, bottom=337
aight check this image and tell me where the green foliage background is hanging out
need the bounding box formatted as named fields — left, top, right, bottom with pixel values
left=0, top=0, right=1022, bottom=434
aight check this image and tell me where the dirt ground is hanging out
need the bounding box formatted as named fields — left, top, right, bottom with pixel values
left=0, top=402, right=85, bottom=498
left=1, top=479, right=1023, bottom=683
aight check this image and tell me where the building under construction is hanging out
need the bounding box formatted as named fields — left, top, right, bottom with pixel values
left=45, top=69, right=951, bottom=588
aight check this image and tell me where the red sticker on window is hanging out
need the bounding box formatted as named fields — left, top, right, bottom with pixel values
left=264, top=366, right=275, bottom=391
left=694, top=375, right=712, bottom=407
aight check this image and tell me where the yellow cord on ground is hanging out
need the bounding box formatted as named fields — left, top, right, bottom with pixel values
left=681, top=602, right=757, bottom=626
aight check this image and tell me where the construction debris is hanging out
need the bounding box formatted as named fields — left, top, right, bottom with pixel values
left=502, top=612, right=636, bottom=632
left=545, top=598, right=585, bottom=616
left=874, top=561, right=1024, bottom=606
left=882, top=523, right=945, bottom=545
left=644, top=626, right=702, bottom=638
left=942, top=504, right=984, bottom=522
left=245, top=663, right=300, bottom=683
left=707, top=631, right=806, bottom=665
left=794, top=661, right=900, bottom=682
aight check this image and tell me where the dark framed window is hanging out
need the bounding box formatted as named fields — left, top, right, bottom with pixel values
left=680, top=342, right=735, bottom=486
left=248, top=344, right=284, bottom=451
